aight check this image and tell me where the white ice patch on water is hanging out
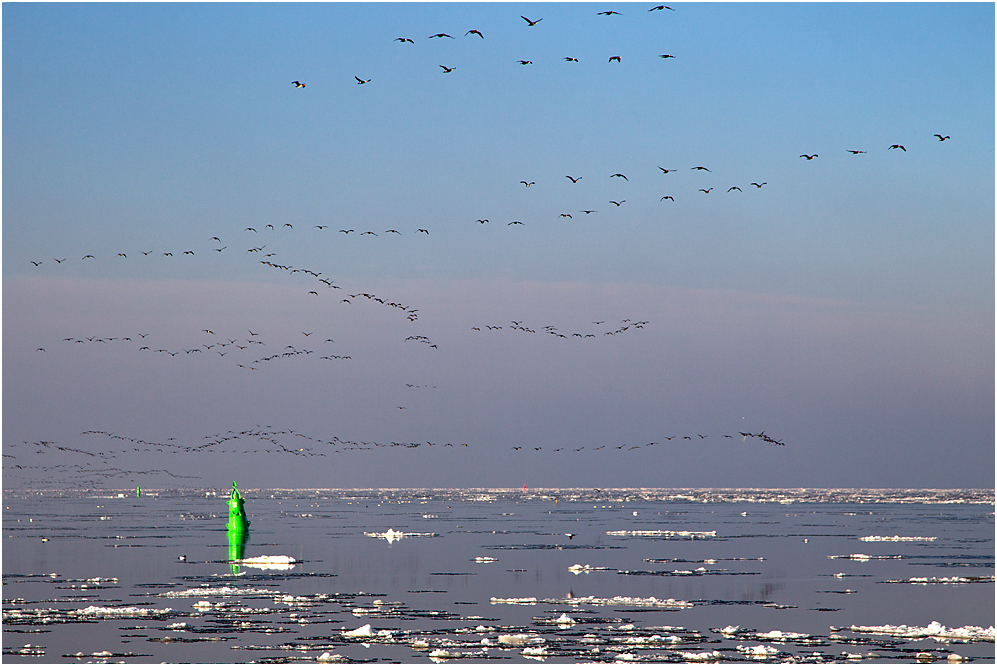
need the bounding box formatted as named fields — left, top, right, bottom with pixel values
left=316, top=651, right=347, bottom=662
left=474, top=557, right=498, bottom=563
left=606, top=529, right=716, bottom=539
left=885, top=576, right=996, bottom=585
left=498, top=634, right=544, bottom=645
left=162, top=586, right=273, bottom=597
left=847, top=622, right=994, bottom=643
left=568, top=564, right=612, bottom=574
left=859, top=535, right=937, bottom=542
left=72, top=606, right=173, bottom=617
left=676, top=650, right=723, bottom=661
left=364, top=528, right=437, bottom=543
left=737, top=644, right=779, bottom=656
left=491, top=594, right=693, bottom=608
left=235, top=555, right=296, bottom=570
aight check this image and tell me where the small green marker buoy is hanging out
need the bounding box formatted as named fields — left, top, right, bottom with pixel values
left=136, top=485, right=141, bottom=498
left=227, top=482, right=250, bottom=573
left=227, top=482, right=250, bottom=533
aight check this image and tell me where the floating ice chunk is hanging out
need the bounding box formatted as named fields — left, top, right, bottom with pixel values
left=606, top=529, right=716, bottom=539
left=343, top=624, right=374, bottom=637
left=316, top=652, right=346, bottom=663
left=166, top=622, right=187, bottom=630
left=886, top=576, right=996, bottom=585
left=848, top=622, right=995, bottom=643
left=490, top=597, right=537, bottom=605
left=676, top=650, right=723, bottom=661
left=737, top=644, right=778, bottom=656
left=364, top=529, right=437, bottom=543
left=498, top=634, right=544, bottom=646
left=411, top=640, right=430, bottom=650
left=72, top=605, right=172, bottom=617
left=474, top=557, right=498, bottom=563
left=522, top=646, right=548, bottom=657
left=755, top=630, right=811, bottom=641
left=859, top=535, right=937, bottom=542
left=235, top=555, right=296, bottom=570
left=568, top=563, right=611, bottom=575
left=720, top=625, right=740, bottom=635
left=555, top=613, right=576, bottom=626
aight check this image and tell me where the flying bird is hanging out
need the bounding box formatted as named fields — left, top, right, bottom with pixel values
left=30, top=260, right=42, bottom=266
left=564, top=57, right=579, bottom=62
left=847, top=150, right=867, bottom=154
left=658, top=167, right=675, bottom=173
left=598, top=11, right=621, bottom=15
left=82, top=255, right=94, bottom=260
left=395, top=37, right=414, bottom=43
left=650, top=5, right=675, bottom=10
left=728, top=186, right=741, bottom=192
left=508, top=220, right=524, bottom=225
left=566, top=175, right=583, bottom=183
left=800, top=154, right=818, bottom=160
left=385, top=229, right=401, bottom=234
left=610, top=173, right=628, bottom=180
left=699, top=188, right=713, bottom=193
left=750, top=182, right=767, bottom=188
left=245, top=227, right=257, bottom=232
left=440, top=65, right=456, bottom=73
left=659, top=54, right=675, bottom=58
left=934, top=134, right=950, bottom=141
left=429, top=33, right=454, bottom=39
left=691, top=166, right=710, bottom=171
left=476, top=219, right=489, bottom=224
left=465, top=29, right=483, bottom=38
left=560, top=213, right=573, bottom=218
left=580, top=210, right=597, bottom=214
left=889, top=144, right=906, bottom=151
left=609, top=55, right=621, bottom=63
left=518, top=60, right=533, bottom=65
left=660, top=195, right=674, bottom=201
left=361, top=231, right=378, bottom=235
left=355, top=76, right=371, bottom=84
left=292, top=81, right=306, bottom=88
left=521, top=16, right=542, bottom=26
left=521, top=181, right=535, bottom=187
left=610, top=200, right=625, bottom=206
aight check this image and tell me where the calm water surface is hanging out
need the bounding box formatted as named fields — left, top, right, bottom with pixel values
left=3, top=488, right=994, bottom=663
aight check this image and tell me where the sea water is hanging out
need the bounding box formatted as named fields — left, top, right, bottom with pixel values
left=2, top=488, right=993, bottom=663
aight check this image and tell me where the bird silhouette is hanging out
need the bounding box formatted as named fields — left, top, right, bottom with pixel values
left=521, top=181, right=535, bottom=187
left=699, top=188, right=713, bottom=193
left=658, top=167, right=676, bottom=173
left=564, top=57, right=579, bottom=62
left=292, top=81, right=306, bottom=88
left=611, top=173, right=628, bottom=180
left=566, top=175, right=582, bottom=183
left=395, top=37, right=414, bottom=43
left=429, top=33, right=454, bottom=39
left=650, top=5, right=675, bottom=10
left=340, top=229, right=354, bottom=234
left=521, top=16, right=542, bottom=26
left=847, top=150, right=867, bottom=154
left=440, top=65, right=456, bottom=73
left=465, top=29, right=483, bottom=38
left=609, top=55, right=621, bottom=63
left=800, top=154, right=818, bottom=160
left=660, top=195, right=674, bottom=201
left=934, top=134, right=950, bottom=141
left=355, top=76, right=371, bottom=84
left=750, top=182, right=767, bottom=188
left=659, top=54, right=675, bottom=58
left=691, top=166, right=710, bottom=171
left=889, top=144, right=906, bottom=151
left=518, top=60, right=533, bottom=65
left=728, top=186, right=742, bottom=192
left=598, top=11, right=621, bottom=15
left=610, top=200, right=625, bottom=206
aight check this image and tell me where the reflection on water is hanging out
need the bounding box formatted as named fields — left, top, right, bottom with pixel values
left=2, top=488, right=993, bottom=663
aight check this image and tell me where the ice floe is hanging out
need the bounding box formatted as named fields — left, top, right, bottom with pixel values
left=606, top=529, right=716, bottom=539
left=846, top=622, right=994, bottom=643
left=234, top=555, right=297, bottom=570
left=883, top=575, right=995, bottom=585
left=491, top=594, right=694, bottom=608
left=364, top=528, right=437, bottom=543
left=859, top=535, right=938, bottom=542
left=473, top=556, right=498, bottom=563
left=568, top=563, right=612, bottom=574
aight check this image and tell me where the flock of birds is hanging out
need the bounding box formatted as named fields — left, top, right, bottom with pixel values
left=19, top=4, right=968, bottom=487
left=5, top=422, right=786, bottom=486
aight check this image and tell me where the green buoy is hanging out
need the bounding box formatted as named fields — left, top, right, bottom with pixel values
left=227, top=482, right=250, bottom=533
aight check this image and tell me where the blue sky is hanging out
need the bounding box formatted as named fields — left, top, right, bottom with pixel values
left=3, top=3, right=993, bottom=490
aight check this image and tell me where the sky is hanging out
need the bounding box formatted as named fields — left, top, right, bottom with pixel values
left=3, top=2, right=994, bottom=490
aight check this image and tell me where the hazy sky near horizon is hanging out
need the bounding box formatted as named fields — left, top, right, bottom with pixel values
left=3, top=2, right=994, bottom=490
